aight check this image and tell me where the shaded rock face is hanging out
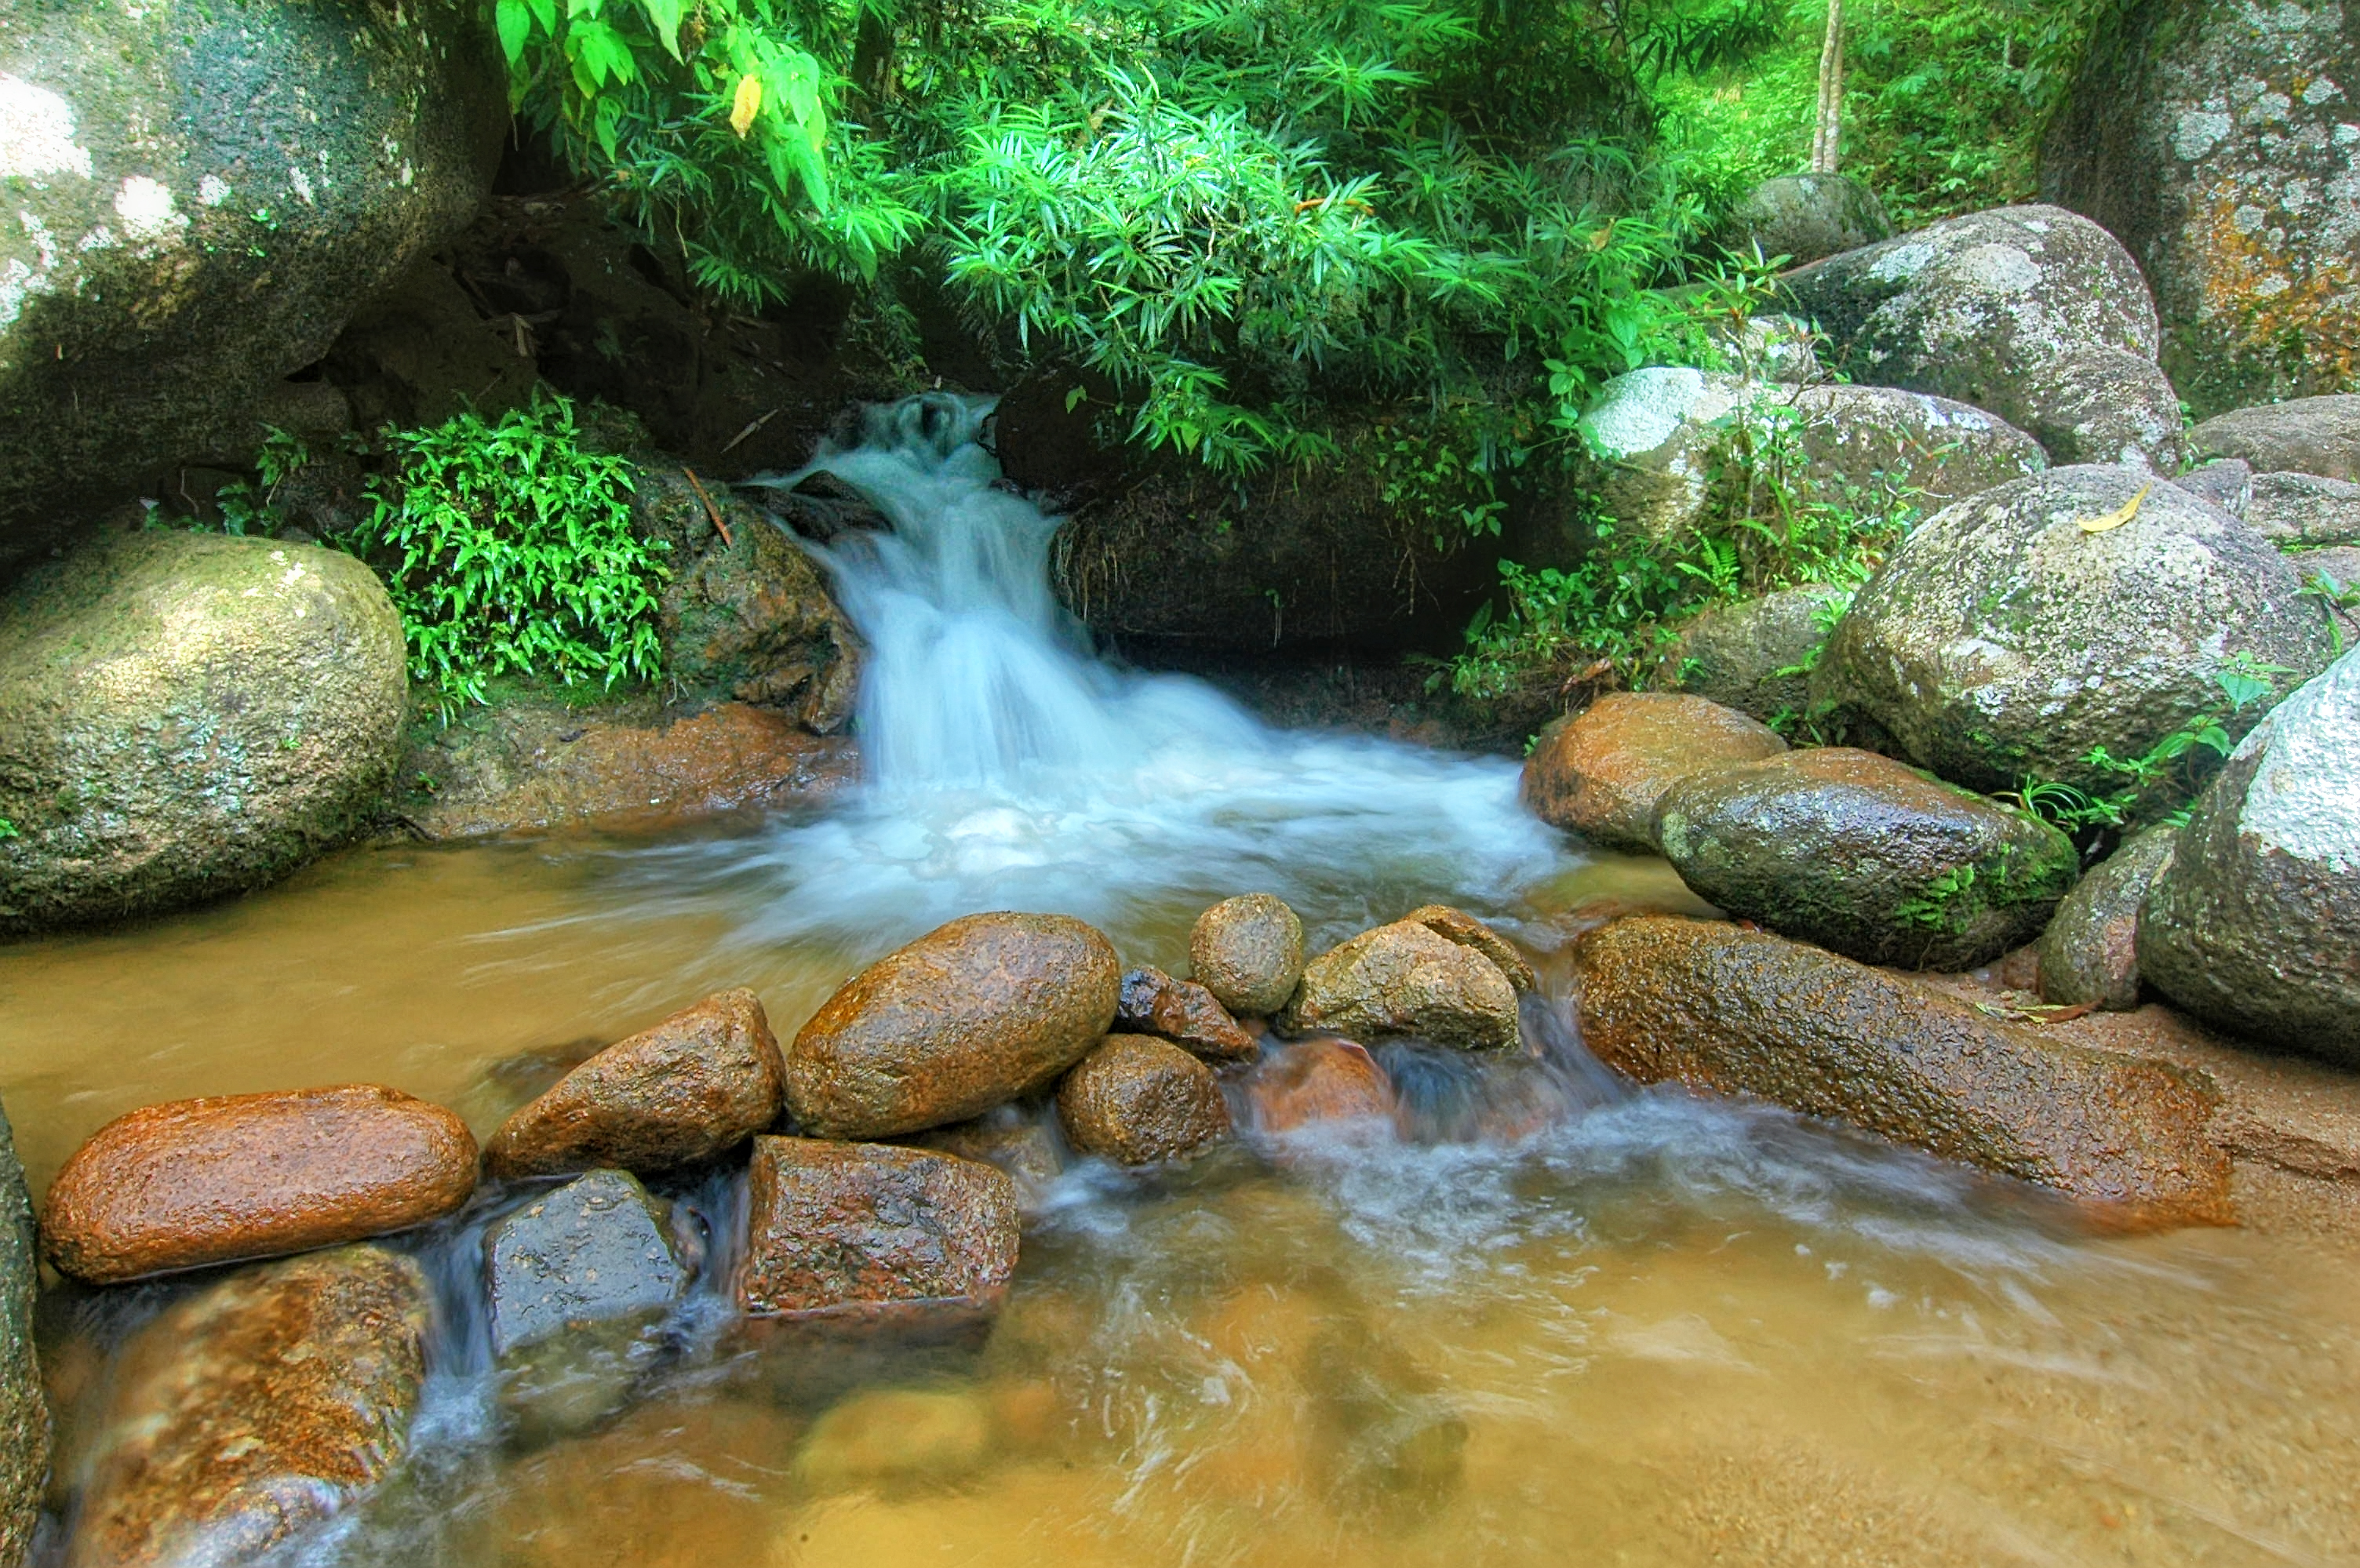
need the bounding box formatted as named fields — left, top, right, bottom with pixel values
left=1573, top=916, right=2233, bottom=1227
left=0, top=1101, right=44, bottom=1568
left=0, top=0, right=504, bottom=566
left=1056, top=1035, right=1234, bottom=1165
left=1116, top=967, right=1258, bottom=1061
left=1822, top=465, right=2333, bottom=796
left=787, top=913, right=1123, bottom=1139
left=907, top=1104, right=1065, bottom=1209
left=1244, top=1039, right=1397, bottom=1136
left=1653, top=748, right=2081, bottom=971
left=0, top=529, right=407, bottom=934
left=41, top=1086, right=477, bottom=1285
left=1189, top=894, right=1306, bottom=1017
left=1521, top=692, right=1787, bottom=852
left=486, top=988, right=786, bottom=1179
left=65, top=1246, right=432, bottom=1568
left=2140, top=647, right=2360, bottom=1064
left=1783, top=206, right=2183, bottom=467
left=738, top=1138, right=1020, bottom=1319
left=2191, top=395, right=2360, bottom=484
left=2042, top=0, right=2360, bottom=415
left=1648, top=583, right=1852, bottom=725
left=1401, top=905, right=1536, bottom=991
left=1720, top=173, right=1894, bottom=267
left=2038, top=825, right=2180, bottom=1011
left=1283, top=921, right=1521, bottom=1052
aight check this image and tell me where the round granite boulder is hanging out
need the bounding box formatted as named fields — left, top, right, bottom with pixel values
left=1522, top=692, right=1788, bottom=852
left=2036, top=824, right=2179, bottom=1012
left=2190, top=396, right=2360, bottom=484
left=1056, top=1035, right=1233, bottom=1166
left=1718, top=173, right=1893, bottom=267
left=1189, top=894, right=1306, bottom=1017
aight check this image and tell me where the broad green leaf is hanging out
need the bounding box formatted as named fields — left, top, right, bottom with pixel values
left=495, top=0, right=531, bottom=64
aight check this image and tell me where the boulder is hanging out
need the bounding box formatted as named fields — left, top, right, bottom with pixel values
left=1281, top=921, right=1521, bottom=1052
left=1115, top=966, right=1258, bottom=1062
left=1647, top=582, right=1852, bottom=724
left=0, top=0, right=504, bottom=565
left=2037, top=825, right=2179, bottom=1012
left=1189, top=894, right=1306, bottom=1017
left=2139, top=647, right=2360, bottom=1064
left=1572, top=369, right=2047, bottom=544
left=1056, top=1035, right=1234, bottom=1166
left=0, top=1101, right=43, bottom=1568
left=2246, top=472, right=2360, bottom=546
left=1244, top=1038, right=1397, bottom=1136
left=738, top=1137, right=1020, bottom=1321
left=2190, top=396, right=2360, bottom=484
left=65, top=1246, right=432, bottom=1568
left=41, top=1085, right=476, bottom=1284
left=1654, top=748, right=2079, bottom=970
left=2174, top=457, right=2253, bottom=514
left=1573, top=916, right=2233, bottom=1226
left=1399, top=904, right=1537, bottom=991
left=2043, top=0, right=2360, bottom=413
left=1719, top=173, right=1893, bottom=267
left=787, top=913, right=1123, bottom=1139
left=1521, top=692, right=1787, bottom=851
left=1821, top=465, right=2333, bottom=797
left=1783, top=206, right=2183, bottom=467
left=0, top=528, right=407, bottom=934
left=485, top=988, right=786, bottom=1178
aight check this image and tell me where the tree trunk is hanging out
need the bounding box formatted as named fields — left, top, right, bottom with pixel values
left=1810, top=0, right=1845, bottom=175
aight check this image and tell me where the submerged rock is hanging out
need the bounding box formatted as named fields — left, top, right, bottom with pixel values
left=2190, top=396, right=2360, bottom=484
left=2139, top=647, right=2360, bottom=1065
left=1646, top=583, right=1852, bottom=726
left=2037, top=826, right=2180, bottom=1012
left=41, top=1086, right=476, bottom=1284
left=0, top=529, right=407, bottom=934
left=1719, top=173, right=1893, bottom=267
left=0, top=1101, right=43, bottom=1567
left=1189, top=894, right=1307, bottom=1017
left=1574, top=917, right=2233, bottom=1226
left=66, top=1246, right=432, bottom=1568
left=1056, top=1035, right=1233, bottom=1166
left=1116, top=966, right=1258, bottom=1061
left=485, top=988, right=786, bottom=1178
left=1521, top=692, right=1787, bottom=852
left=1401, top=904, right=1537, bottom=991
left=793, top=1385, right=994, bottom=1490
left=1653, top=748, right=2080, bottom=970
left=1283, top=921, right=1521, bottom=1052
left=787, top=913, right=1123, bottom=1139
left=1244, top=1039, right=1397, bottom=1136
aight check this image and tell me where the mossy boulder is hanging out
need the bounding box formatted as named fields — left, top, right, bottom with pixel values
left=0, top=526, right=407, bottom=933
left=0, top=1098, right=43, bottom=1568
left=1646, top=582, right=1852, bottom=725
left=1717, top=173, right=1892, bottom=267
left=2036, top=824, right=2178, bottom=1012
left=0, top=0, right=504, bottom=567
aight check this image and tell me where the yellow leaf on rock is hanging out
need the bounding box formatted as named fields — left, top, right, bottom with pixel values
left=730, top=74, right=762, bottom=138
left=2077, top=483, right=2151, bottom=534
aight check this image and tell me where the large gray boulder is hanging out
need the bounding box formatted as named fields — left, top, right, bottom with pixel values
left=2036, top=824, right=2179, bottom=1011
left=0, top=526, right=409, bottom=933
left=2139, top=647, right=2360, bottom=1064
left=0, top=1099, right=43, bottom=1568
left=1783, top=206, right=2185, bottom=468
left=1822, top=465, right=2333, bottom=798
left=2042, top=0, right=2360, bottom=416
left=2190, top=395, right=2360, bottom=483
left=1718, top=173, right=1892, bottom=267
left=0, top=0, right=504, bottom=568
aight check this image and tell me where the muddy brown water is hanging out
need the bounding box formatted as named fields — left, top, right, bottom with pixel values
left=4, top=831, right=2358, bottom=1568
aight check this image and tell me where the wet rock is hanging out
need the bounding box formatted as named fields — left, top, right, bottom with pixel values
left=1719, top=173, right=1893, bottom=267
left=0, top=529, right=407, bottom=934
left=1282, top=921, right=1521, bottom=1052
left=1055, top=1035, right=1233, bottom=1166
left=1574, top=916, right=2233, bottom=1226
left=788, top=913, right=1123, bottom=1139
left=1654, top=747, right=2080, bottom=970
left=41, top=1086, right=476, bottom=1285
left=65, top=1246, right=432, bottom=1568
left=485, top=988, right=786, bottom=1178
left=2037, top=827, right=2179, bottom=1012
left=1400, top=904, right=1537, bottom=991
left=1244, top=1039, right=1397, bottom=1135
left=738, top=1138, right=1020, bottom=1322
left=2139, top=647, right=2360, bottom=1065
left=1783, top=206, right=2183, bottom=467
left=1647, top=583, right=1852, bottom=725
left=1189, top=894, right=1307, bottom=1017
left=2044, top=2, right=2360, bottom=413
left=907, top=1104, right=1065, bottom=1210
left=1116, top=966, right=1258, bottom=1061
left=794, top=1385, right=993, bottom=1490
left=1822, top=465, right=2333, bottom=797
left=2191, top=396, right=2360, bottom=485
left=0, top=1101, right=43, bottom=1566
left=0, top=0, right=503, bottom=565
left=1521, top=692, right=1788, bottom=852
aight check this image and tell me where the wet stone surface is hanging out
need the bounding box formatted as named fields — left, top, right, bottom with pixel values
left=486, top=1170, right=687, bottom=1359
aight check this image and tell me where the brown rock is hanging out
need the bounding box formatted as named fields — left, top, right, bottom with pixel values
left=1574, top=916, right=2232, bottom=1227
left=41, top=1086, right=478, bottom=1284
left=0, top=1100, right=42, bottom=1567
left=1116, top=966, right=1258, bottom=1060
left=2037, top=826, right=2178, bottom=1011
left=1521, top=693, right=1787, bottom=851
left=1189, top=894, right=1307, bottom=1017
left=738, top=1138, right=1020, bottom=1321
left=66, top=1246, right=432, bottom=1568
left=1283, top=922, right=1521, bottom=1052
left=1056, top=1036, right=1233, bottom=1166
left=485, top=988, right=785, bottom=1178
left=1245, top=1039, right=1397, bottom=1135
left=1400, top=904, right=1537, bottom=991
left=785, top=912, right=1122, bottom=1139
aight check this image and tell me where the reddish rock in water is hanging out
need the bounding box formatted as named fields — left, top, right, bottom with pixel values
left=738, top=1138, right=1020, bottom=1320
left=67, top=1246, right=432, bottom=1568
left=1189, top=894, right=1306, bottom=1017
left=1574, top=916, right=2233, bottom=1228
left=1521, top=692, right=1787, bottom=852
left=486, top=988, right=786, bottom=1177
left=1116, top=966, right=1258, bottom=1061
left=1056, top=1035, right=1233, bottom=1165
left=41, top=1086, right=477, bottom=1284
left=1247, top=1039, right=1397, bottom=1135
left=786, top=913, right=1122, bottom=1139
left=1400, top=904, right=1537, bottom=991
left=1284, top=921, right=1521, bottom=1052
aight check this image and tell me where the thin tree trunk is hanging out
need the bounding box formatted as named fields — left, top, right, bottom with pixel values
left=1811, top=0, right=1845, bottom=175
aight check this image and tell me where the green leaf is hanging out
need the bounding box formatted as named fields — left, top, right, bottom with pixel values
left=641, top=0, right=686, bottom=60
left=495, top=0, right=532, bottom=64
